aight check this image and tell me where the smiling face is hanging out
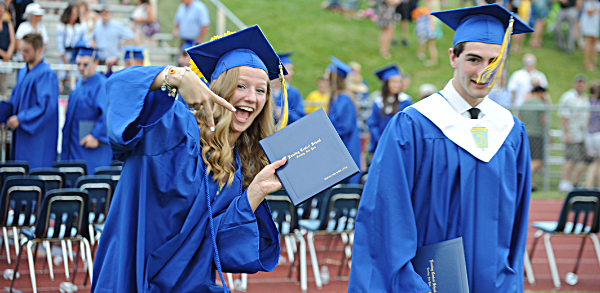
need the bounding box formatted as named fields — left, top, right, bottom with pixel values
left=387, top=75, right=403, bottom=95
left=229, top=66, right=269, bottom=135
left=450, top=42, right=501, bottom=106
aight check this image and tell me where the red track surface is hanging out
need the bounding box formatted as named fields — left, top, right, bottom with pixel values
left=2, top=199, right=599, bottom=292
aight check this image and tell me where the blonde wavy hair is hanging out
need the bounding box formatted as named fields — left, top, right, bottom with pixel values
left=196, top=67, right=276, bottom=190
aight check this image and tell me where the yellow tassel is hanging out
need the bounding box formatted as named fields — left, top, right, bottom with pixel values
left=209, top=31, right=236, bottom=42
left=188, top=59, right=209, bottom=85
left=476, top=16, right=514, bottom=89
left=276, top=64, right=289, bottom=131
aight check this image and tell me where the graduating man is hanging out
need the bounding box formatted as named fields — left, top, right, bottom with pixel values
left=273, top=52, right=305, bottom=124
left=7, top=33, right=58, bottom=169
left=61, top=44, right=112, bottom=173
left=349, top=4, right=533, bottom=292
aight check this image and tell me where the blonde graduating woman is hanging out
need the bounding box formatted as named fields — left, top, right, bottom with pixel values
left=92, top=25, right=286, bottom=293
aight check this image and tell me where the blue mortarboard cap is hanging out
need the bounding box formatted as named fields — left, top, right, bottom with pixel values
left=186, top=25, right=286, bottom=83
left=374, top=64, right=401, bottom=81
left=181, top=41, right=195, bottom=52
left=121, top=46, right=146, bottom=60
left=329, top=56, right=352, bottom=78
left=74, top=40, right=96, bottom=58
left=278, top=52, right=293, bottom=65
left=431, top=4, right=533, bottom=46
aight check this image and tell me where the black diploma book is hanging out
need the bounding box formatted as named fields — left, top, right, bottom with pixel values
left=259, top=108, right=359, bottom=206
left=411, top=237, right=469, bottom=293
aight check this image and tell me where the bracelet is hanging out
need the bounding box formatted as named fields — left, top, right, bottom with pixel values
left=177, top=66, right=191, bottom=88
left=161, top=66, right=178, bottom=98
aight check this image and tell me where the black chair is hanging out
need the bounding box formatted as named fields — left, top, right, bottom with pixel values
left=0, top=176, right=44, bottom=265
left=529, top=189, right=600, bottom=289
left=53, top=161, right=87, bottom=188
left=75, top=175, right=112, bottom=248
left=111, top=160, right=123, bottom=167
left=9, top=189, right=93, bottom=293
left=29, top=168, right=66, bottom=192
left=0, top=161, right=29, bottom=191
left=94, top=165, right=122, bottom=184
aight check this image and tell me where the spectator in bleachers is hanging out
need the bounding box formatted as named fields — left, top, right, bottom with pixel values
left=558, top=74, right=590, bottom=192
left=305, top=77, right=330, bottom=114
left=555, top=0, right=581, bottom=53
left=57, top=4, right=86, bottom=93
left=518, top=86, right=547, bottom=191
left=61, top=45, right=112, bottom=173
left=76, top=1, right=97, bottom=45
left=507, top=53, right=548, bottom=108
left=92, top=5, right=134, bottom=65
left=173, top=0, right=210, bottom=47
left=15, top=3, right=47, bottom=60
left=581, top=0, right=599, bottom=71
left=11, top=0, right=31, bottom=31
left=377, top=0, right=400, bottom=59
left=0, top=0, right=14, bottom=101
left=5, top=33, right=58, bottom=169
left=585, top=81, right=600, bottom=188
left=130, top=0, right=156, bottom=45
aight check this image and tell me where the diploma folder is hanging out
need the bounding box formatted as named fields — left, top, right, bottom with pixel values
left=78, top=120, right=95, bottom=142
left=411, top=237, right=469, bottom=293
left=259, top=108, right=359, bottom=206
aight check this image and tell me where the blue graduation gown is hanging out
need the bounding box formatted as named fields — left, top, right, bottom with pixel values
left=91, top=66, right=280, bottom=293
left=61, top=73, right=112, bottom=173
left=366, top=98, right=412, bottom=153
left=328, top=93, right=361, bottom=184
left=9, top=62, right=59, bottom=169
left=274, top=83, right=305, bottom=124
left=349, top=107, right=531, bottom=292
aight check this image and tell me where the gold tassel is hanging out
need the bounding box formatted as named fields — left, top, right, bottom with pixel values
left=476, top=16, right=514, bottom=89
left=188, top=59, right=209, bottom=85
left=276, top=64, right=289, bottom=131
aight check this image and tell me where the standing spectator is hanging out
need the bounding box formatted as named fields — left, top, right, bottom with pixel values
left=585, top=81, right=600, bottom=188
left=555, top=0, right=581, bottom=53
left=5, top=33, right=59, bottom=169
left=130, top=0, right=156, bottom=45
left=529, top=0, right=552, bottom=48
left=519, top=86, right=548, bottom=191
left=377, top=0, right=401, bottom=59
left=15, top=3, right=47, bottom=60
left=347, top=61, right=370, bottom=150
left=56, top=4, right=85, bottom=93
left=11, top=0, right=31, bottom=31
left=76, top=1, right=97, bottom=45
left=305, top=77, right=330, bottom=114
left=412, top=1, right=440, bottom=66
left=395, top=0, right=417, bottom=47
left=173, top=0, right=210, bottom=47
left=507, top=53, right=548, bottom=108
left=0, top=0, right=14, bottom=101
left=61, top=45, right=112, bottom=173
left=581, top=0, right=599, bottom=70
left=558, top=74, right=590, bottom=192
left=92, top=6, right=134, bottom=64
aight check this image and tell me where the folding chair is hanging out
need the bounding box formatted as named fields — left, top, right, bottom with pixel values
left=29, top=168, right=66, bottom=192
left=0, top=161, right=29, bottom=191
left=0, top=176, right=44, bottom=264
left=326, top=188, right=361, bottom=279
left=53, top=160, right=87, bottom=188
left=76, top=175, right=112, bottom=249
left=529, top=189, right=600, bottom=289
left=9, top=189, right=93, bottom=293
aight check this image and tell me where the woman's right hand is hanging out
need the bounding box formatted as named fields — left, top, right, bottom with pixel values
left=246, top=157, right=288, bottom=212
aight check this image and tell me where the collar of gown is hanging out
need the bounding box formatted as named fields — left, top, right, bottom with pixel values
left=410, top=80, right=515, bottom=162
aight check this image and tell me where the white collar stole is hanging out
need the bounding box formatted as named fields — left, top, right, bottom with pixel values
left=410, top=89, right=515, bottom=162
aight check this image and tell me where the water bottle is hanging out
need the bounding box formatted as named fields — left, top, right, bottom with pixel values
left=565, top=272, right=578, bottom=285
left=59, top=282, right=78, bottom=293
left=233, top=279, right=242, bottom=291
left=3, top=268, right=20, bottom=280
left=320, top=265, right=330, bottom=285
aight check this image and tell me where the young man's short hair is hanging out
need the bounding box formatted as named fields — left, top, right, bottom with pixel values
left=22, top=33, right=44, bottom=51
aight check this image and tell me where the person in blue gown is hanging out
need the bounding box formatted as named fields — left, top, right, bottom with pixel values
left=273, top=52, right=305, bottom=124
left=92, top=25, right=288, bottom=293
left=61, top=45, right=112, bottom=174
left=367, top=64, right=412, bottom=154
left=349, top=4, right=534, bottom=292
left=6, top=33, right=58, bottom=169
left=327, top=56, right=361, bottom=184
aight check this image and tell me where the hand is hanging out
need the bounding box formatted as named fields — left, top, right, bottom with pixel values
left=565, top=133, right=571, bottom=144
left=7, top=115, right=19, bottom=130
left=172, top=27, right=178, bottom=38
left=105, top=56, right=118, bottom=68
left=80, top=134, right=99, bottom=149
left=246, top=157, right=287, bottom=212
left=176, top=67, right=235, bottom=130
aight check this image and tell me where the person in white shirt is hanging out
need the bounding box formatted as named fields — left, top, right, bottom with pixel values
left=15, top=3, right=47, bottom=60
left=56, top=4, right=86, bottom=91
left=507, top=53, right=548, bottom=108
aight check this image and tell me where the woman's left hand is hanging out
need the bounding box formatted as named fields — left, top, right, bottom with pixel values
left=246, top=157, right=287, bottom=212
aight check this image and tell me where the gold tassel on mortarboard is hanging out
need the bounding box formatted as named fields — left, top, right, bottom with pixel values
left=476, top=16, right=514, bottom=90
left=275, top=64, right=289, bottom=131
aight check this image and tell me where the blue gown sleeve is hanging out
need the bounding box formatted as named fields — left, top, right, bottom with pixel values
left=91, top=77, right=109, bottom=144
left=215, top=191, right=280, bottom=274
left=16, top=71, right=59, bottom=135
left=288, top=87, right=305, bottom=123
left=349, top=112, right=431, bottom=293
left=331, top=96, right=357, bottom=137
left=106, top=65, right=182, bottom=159
left=367, top=102, right=382, bottom=147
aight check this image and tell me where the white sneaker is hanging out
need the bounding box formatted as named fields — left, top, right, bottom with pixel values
left=558, top=180, right=573, bottom=193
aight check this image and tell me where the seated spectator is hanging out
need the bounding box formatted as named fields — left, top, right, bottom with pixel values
left=0, top=0, right=14, bottom=101
left=130, top=0, right=156, bottom=45
left=305, top=77, right=330, bottom=114
left=57, top=4, right=85, bottom=93
left=585, top=82, right=600, bottom=188
left=519, top=86, right=547, bottom=191
left=559, top=74, right=590, bottom=192
left=92, top=5, right=134, bottom=64
left=15, top=3, right=47, bottom=60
